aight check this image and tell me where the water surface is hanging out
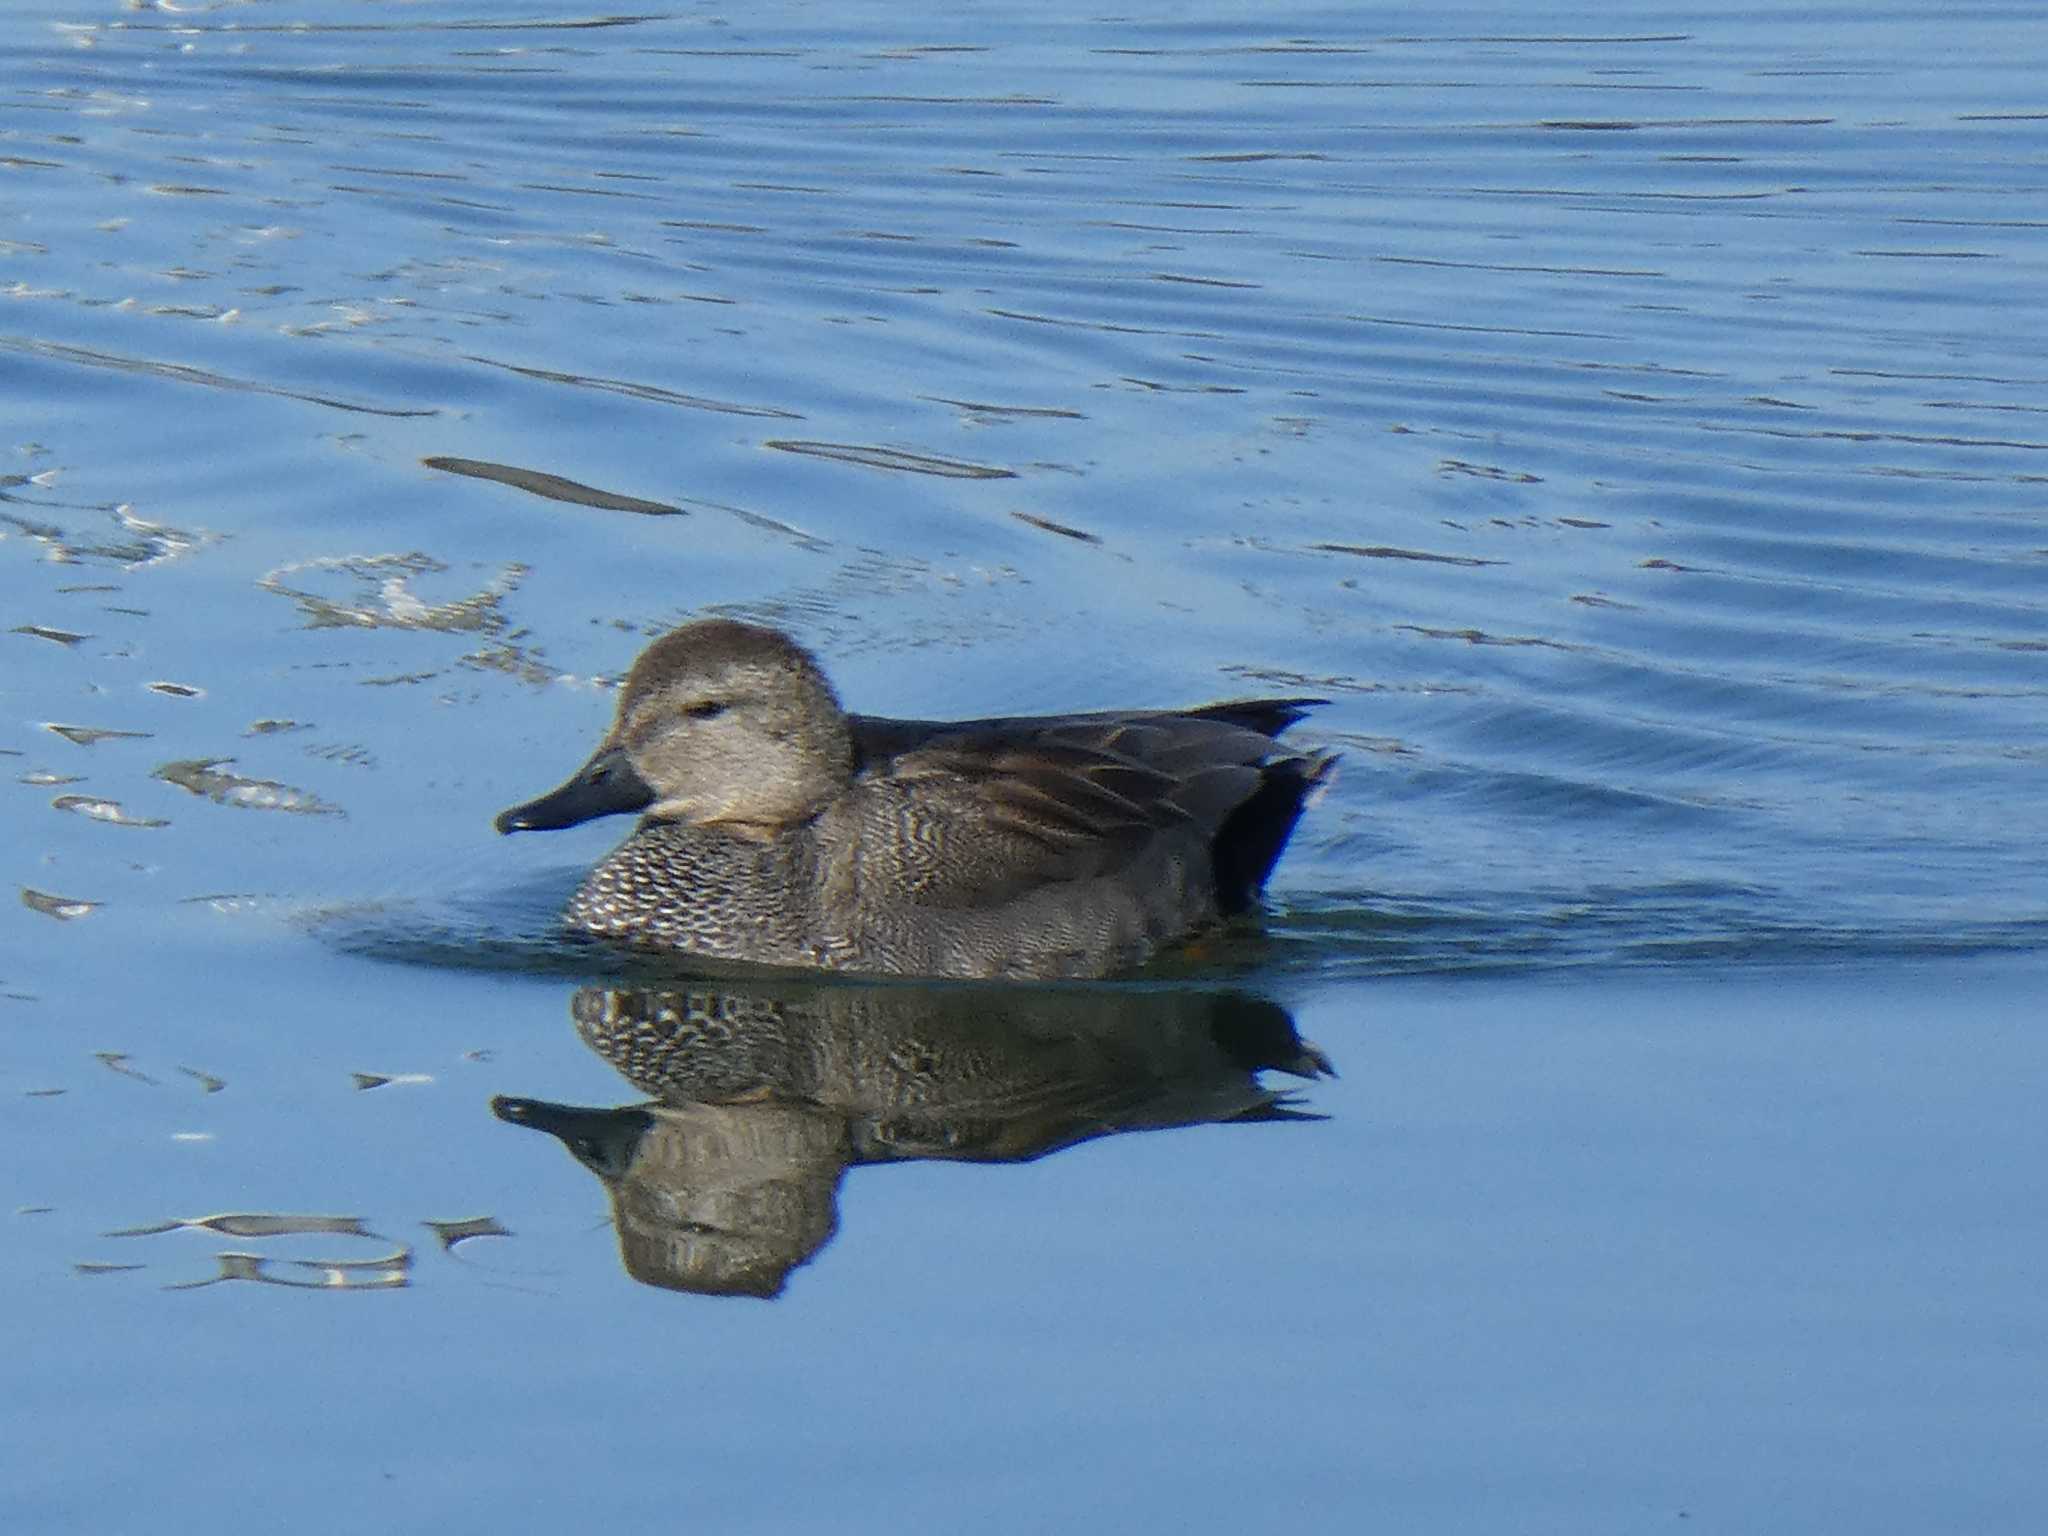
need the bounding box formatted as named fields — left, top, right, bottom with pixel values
left=4, top=2, right=2045, bottom=1530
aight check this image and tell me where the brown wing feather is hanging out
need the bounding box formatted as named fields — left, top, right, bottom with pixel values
left=864, top=709, right=1311, bottom=909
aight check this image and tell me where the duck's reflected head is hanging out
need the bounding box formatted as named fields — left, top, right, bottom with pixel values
left=494, top=1091, right=846, bottom=1299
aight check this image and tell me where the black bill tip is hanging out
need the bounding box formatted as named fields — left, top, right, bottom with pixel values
left=495, top=743, right=655, bottom=834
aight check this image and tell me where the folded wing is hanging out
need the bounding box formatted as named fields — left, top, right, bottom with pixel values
left=852, top=701, right=1330, bottom=910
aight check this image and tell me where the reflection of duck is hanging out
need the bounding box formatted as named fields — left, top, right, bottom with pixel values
left=493, top=1098, right=845, bottom=1301
left=495, top=620, right=1334, bottom=979
left=494, top=981, right=1333, bottom=1298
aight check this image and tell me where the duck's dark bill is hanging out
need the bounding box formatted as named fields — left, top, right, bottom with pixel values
left=494, top=745, right=654, bottom=833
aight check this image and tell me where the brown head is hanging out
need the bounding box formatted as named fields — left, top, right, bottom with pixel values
left=496, top=620, right=854, bottom=838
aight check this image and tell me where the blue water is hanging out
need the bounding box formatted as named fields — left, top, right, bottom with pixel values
left=4, top=2, right=2046, bottom=1530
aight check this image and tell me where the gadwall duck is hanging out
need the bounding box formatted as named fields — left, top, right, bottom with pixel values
left=496, top=620, right=1333, bottom=979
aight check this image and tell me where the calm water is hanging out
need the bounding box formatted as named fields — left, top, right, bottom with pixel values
left=5, top=1, right=2046, bottom=1530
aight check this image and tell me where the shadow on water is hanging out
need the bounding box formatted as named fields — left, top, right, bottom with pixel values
left=494, top=979, right=1333, bottom=1299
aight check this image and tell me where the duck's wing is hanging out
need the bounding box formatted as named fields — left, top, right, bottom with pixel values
left=858, top=705, right=1326, bottom=909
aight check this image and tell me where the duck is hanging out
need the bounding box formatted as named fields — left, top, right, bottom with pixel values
left=495, top=619, right=1333, bottom=979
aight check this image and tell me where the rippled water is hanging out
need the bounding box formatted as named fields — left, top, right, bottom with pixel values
left=6, top=3, right=2046, bottom=1530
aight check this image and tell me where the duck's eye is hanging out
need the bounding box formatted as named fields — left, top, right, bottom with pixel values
left=682, top=699, right=727, bottom=721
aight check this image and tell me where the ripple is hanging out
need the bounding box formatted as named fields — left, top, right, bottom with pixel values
left=44, top=724, right=151, bottom=748
left=21, top=887, right=99, bottom=921
left=422, top=455, right=681, bottom=514
left=51, top=794, right=169, bottom=829
left=10, top=623, right=90, bottom=645
left=259, top=553, right=524, bottom=634
left=763, top=440, right=1018, bottom=478
left=152, top=759, right=344, bottom=817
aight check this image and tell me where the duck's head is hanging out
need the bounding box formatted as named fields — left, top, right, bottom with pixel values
left=495, top=619, right=854, bottom=838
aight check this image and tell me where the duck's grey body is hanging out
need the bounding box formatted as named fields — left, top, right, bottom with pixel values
left=498, top=621, right=1332, bottom=980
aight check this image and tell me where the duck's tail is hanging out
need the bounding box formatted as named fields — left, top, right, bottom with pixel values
left=1212, top=744, right=1337, bottom=914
